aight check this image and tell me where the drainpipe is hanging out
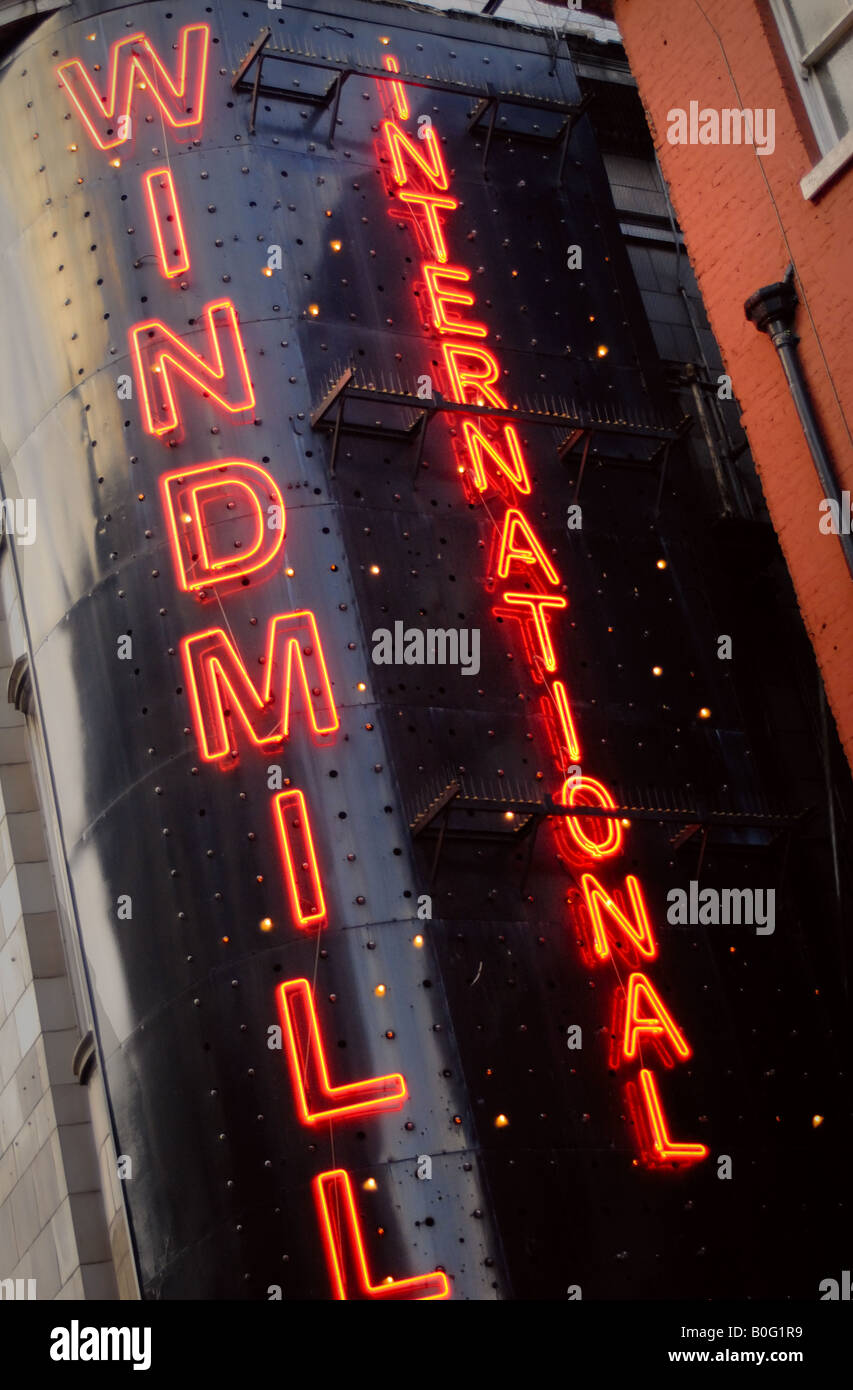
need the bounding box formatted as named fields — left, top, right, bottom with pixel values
left=744, top=266, right=853, bottom=579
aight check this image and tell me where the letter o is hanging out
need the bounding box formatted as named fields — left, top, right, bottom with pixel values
left=559, top=776, right=623, bottom=859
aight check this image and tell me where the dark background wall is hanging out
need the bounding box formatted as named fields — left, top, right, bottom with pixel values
left=0, top=0, right=848, bottom=1299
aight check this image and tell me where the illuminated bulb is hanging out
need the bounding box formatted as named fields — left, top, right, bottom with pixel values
left=285, top=566, right=295, bottom=577
left=363, top=1177, right=378, bottom=1191
left=86, top=33, right=96, bottom=40
left=308, top=303, right=320, bottom=317
left=374, top=984, right=386, bottom=996
left=110, top=158, right=121, bottom=168
left=589, top=315, right=595, bottom=322
left=511, top=269, right=518, bottom=277
left=698, top=707, right=712, bottom=720
left=68, top=144, right=78, bottom=152
left=259, top=917, right=274, bottom=933
left=495, top=1114, right=509, bottom=1128
left=380, top=35, right=391, bottom=44
left=457, top=464, right=465, bottom=474
left=652, top=665, right=663, bottom=676
left=413, top=934, right=424, bottom=948
left=620, top=818, right=630, bottom=827
left=137, top=81, right=147, bottom=90
left=656, top=559, right=667, bottom=570
left=504, top=811, right=514, bottom=821
left=812, top=1115, right=824, bottom=1128
left=262, top=266, right=273, bottom=277
left=357, top=682, right=366, bottom=692
left=596, top=344, right=609, bottom=358
left=324, top=209, right=332, bottom=218
left=221, top=936, right=229, bottom=944
left=369, top=564, right=380, bottom=575
left=330, top=239, right=342, bottom=252
left=181, top=513, right=192, bottom=524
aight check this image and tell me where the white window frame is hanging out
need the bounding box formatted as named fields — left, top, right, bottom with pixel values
left=770, top=0, right=853, bottom=198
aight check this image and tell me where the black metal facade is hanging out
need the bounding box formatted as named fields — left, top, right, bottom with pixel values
left=0, top=0, right=848, bottom=1300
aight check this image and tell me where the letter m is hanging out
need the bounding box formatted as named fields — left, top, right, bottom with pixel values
left=182, top=611, right=339, bottom=763
left=130, top=299, right=255, bottom=435
left=56, top=23, right=209, bottom=150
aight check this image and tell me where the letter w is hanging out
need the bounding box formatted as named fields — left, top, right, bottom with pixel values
left=182, top=611, right=338, bottom=763
left=130, top=299, right=254, bottom=435
left=57, top=23, right=209, bottom=150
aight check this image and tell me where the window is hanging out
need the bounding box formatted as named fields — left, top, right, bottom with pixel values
left=772, top=0, right=853, bottom=194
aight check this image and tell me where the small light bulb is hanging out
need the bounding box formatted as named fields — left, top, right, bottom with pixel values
left=504, top=810, right=514, bottom=821
left=812, top=1115, right=824, bottom=1128
left=656, top=559, right=667, bottom=570
left=370, top=564, right=380, bottom=575
left=285, top=566, right=295, bottom=577
left=495, top=1114, right=509, bottom=1128
left=413, top=934, right=424, bottom=948
left=181, top=513, right=192, bottom=524
left=652, top=665, right=663, bottom=676
left=363, top=1177, right=378, bottom=1191
left=68, top=144, right=78, bottom=152
left=698, top=707, right=712, bottom=720
left=110, top=158, right=121, bottom=168
left=259, top=917, right=274, bottom=932
left=374, top=984, right=386, bottom=997
left=330, top=239, right=342, bottom=252
left=357, top=682, right=366, bottom=692
left=596, top=344, right=609, bottom=358
left=380, top=35, right=391, bottom=45
left=262, top=266, right=273, bottom=277
left=308, top=303, right=320, bottom=317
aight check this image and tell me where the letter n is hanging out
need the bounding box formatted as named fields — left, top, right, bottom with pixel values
left=130, top=299, right=254, bottom=435
left=462, top=422, right=531, bottom=496
left=381, top=119, right=449, bottom=189
left=181, top=611, right=338, bottom=763
left=580, top=873, right=658, bottom=961
left=56, top=23, right=209, bottom=151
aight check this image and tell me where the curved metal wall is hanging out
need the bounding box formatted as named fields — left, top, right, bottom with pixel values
left=0, top=0, right=847, bottom=1299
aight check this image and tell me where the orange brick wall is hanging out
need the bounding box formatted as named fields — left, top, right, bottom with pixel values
left=608, top=0, right=853, bottom=768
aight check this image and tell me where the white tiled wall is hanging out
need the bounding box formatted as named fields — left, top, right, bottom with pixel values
left=0, top=548, right=137, bottom=1301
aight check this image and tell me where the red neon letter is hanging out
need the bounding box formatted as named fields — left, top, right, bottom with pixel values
left=551, top=679, right=581, bottom=763
left=182, top=611, right=338, bottom=762
left=559, top=776, right=623, bottom=859
left=381, top=118, right=449, bottom=190
left=496, top=509, right=560, bottom=586
left=382, top=54, right=409, bottom=120
left=130, top=299, right=255, bottom=436
left=494, top=592, right=567, bottom=673
left=143, top=168, right=190, bottom=279
left=461, top=421, right=531, bottom=495
left=314, top=1169, right=450, bottom=1300
left=57, top=23, right=209, bottom=151
left=276, top=978, right=406, bottom=1118
left=160, top=461, right=284, bottom=594
left=637, top=1070, right=708, bottom=1163
left=622, top=973, right=691, bottom=1063
left=442, top=344, right=507, bottom=409
left=272, top=793, right=326, bottom=927
left=580, top=873, right=658, bottom=962
left=397, top=190, right=457, bottom=263
left=422, top=263, right=486, bottom=339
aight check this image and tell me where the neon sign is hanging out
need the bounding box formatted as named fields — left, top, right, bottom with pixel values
left=375, top=57, right=708, bottom=1170
left=59, top=22, right=450, bottom=1299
